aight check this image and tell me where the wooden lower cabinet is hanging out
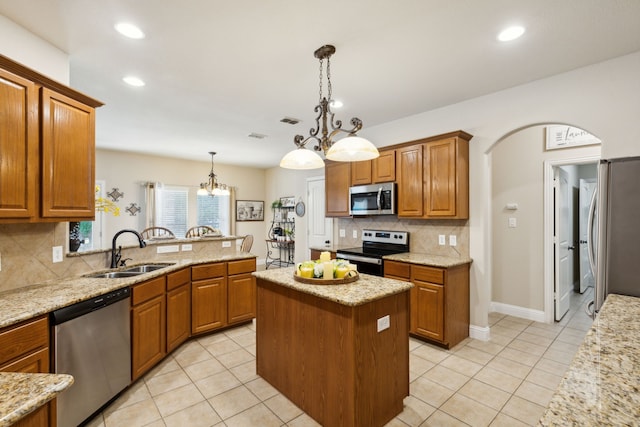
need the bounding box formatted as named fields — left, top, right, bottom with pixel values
left=131, top=277, right=167, bottom=381
left=0, top=316, right=51, bottom=427
left=191, top=263, right=227, bottom=334
left=310, top=249, right=336, bottom=260
left=227, top=259, right=257, bottom=325
left=385, top=260, right=470, bottom=348
left=166, top=268, right=191, bottom=353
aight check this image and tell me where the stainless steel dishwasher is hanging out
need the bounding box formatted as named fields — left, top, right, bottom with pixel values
left=52, top=287, right=131, bottom=427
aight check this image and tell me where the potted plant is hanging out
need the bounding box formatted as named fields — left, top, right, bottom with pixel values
left=271, top=199, right=282, bottom=209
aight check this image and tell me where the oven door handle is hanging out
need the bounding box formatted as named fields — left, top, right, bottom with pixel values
left=336, top=253, right=382, bottom=265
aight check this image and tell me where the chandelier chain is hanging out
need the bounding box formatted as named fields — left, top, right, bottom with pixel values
left=327, top=56, right=332, bottom=102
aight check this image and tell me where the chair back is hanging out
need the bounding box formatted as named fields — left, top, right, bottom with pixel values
left=185, top=225, right=216, bottom=238
left=140, top=227, right=175, bottom=240
left=240, top=234, right=254, bottom=252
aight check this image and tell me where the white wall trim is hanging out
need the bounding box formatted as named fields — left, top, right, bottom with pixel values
left=490, top=301, right=546, bottom=323
left=469, top=324, right=490, bottom=341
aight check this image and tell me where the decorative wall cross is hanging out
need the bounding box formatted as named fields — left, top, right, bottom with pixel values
left=107, top=187, right=125, bottom=202
left=125, top=203, right=141, bottom=216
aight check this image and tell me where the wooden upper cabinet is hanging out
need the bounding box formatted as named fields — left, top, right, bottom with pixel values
left=350, top=160, right=372, bottom=186
left=325, top=160, right=351, bottom=217
left=0, top=68, right=38, bottom=221
left=40, top=88, right=96, bottom=219
left=396, top=144, right=424, bottom=217
left=424, top=137, right=469, bottom=219
left=372, top=149, right=396, bottom=183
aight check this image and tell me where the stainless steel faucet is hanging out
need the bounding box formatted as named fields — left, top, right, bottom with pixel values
left=111, top=229, right=147, bottom=268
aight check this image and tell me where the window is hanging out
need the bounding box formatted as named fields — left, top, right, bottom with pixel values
left=156, top=186, right=189, bottom=237
left=197, top=193, right=230, bottom=235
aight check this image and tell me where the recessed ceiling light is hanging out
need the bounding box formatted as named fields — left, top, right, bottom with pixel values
left=122, top=76, right=145, bottom=87
left=497, top=25, right=525, bottom=42
left=114, top=22, right=145, bottom=39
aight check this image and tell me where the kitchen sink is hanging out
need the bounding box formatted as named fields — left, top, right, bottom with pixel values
left=123, top=263, right=174, bottom=273
left=85, top=271, right=144, bottom=279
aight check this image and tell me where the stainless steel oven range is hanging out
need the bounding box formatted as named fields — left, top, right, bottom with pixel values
left=336, top=229, right=409, bottom=276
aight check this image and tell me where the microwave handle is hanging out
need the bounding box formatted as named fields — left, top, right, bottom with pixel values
left=377, top=187, right=382, bottom=210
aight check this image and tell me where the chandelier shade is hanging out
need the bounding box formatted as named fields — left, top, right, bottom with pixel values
left=198, top=151, right=229, bottom=196
left=280, top=44, right=378, bottom=170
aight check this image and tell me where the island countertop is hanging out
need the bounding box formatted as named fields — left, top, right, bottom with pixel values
left=253, top=267, right=413, bottom=307
left=538, top=294, right=640, bottom=425
left=0, top=373, right=73, bottom=427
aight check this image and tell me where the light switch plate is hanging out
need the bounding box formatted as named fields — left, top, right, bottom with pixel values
left=181, top=244, right=192, bottom=251
left=508, top=217, right=517, bottom=228
left=339, top=229, right=346, bottom=238
left=353, top=229, right=358, bottom=239
left=449, top=235, right=457, bottom=246
left=377, top=315, right=390, bottom=332
left=52, top=246, right=63, bottom=263
left=438, top=235, right=446, bottom=245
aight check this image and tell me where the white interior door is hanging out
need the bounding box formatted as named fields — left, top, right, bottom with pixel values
left=307, top=177, right=333, bottom=256
left=554, top=168, right=572, bottom=320
left=579, top=178, right=597, bottom=293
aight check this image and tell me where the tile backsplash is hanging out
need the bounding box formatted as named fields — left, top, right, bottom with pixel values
left=335, top=217, right=469, bottom=258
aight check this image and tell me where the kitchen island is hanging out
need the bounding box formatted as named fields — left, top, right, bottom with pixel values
left=253, top=268, right=413, bottom=427
left=538, top=294, right=640, bottom=425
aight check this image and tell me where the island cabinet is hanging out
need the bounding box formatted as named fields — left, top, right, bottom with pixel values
left=0, top=55, right=103, bottom=224
left=191, top=263, right=227, bottom=334
left=351, top=149, right=397, bottom=186
left=325, top=160, right=351, bottom=217
left=0, top=316, right=51, bottom=427
left=131, top=276, right=167, bottom=381
left=227, top=258, right=257, bottom=324
left=310, top=249, right=336, bottom=260
left=256, top=272, right=411, bottom=427
left=396, top=131, right=471, bottom=219
left=166, top=268, right=191, bottom=353
left=385, top=260, right=470, bottom=348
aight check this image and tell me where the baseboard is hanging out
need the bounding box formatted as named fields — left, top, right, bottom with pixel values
left=490, top=301, right=545, bottom=323
left=469, top=324, right=490, bottom=341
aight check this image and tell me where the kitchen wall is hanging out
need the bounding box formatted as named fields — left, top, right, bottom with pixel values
left=490, top=126, right=600, bottom=313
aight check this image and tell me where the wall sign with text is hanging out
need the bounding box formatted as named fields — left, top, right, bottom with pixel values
left=545, top=125, right=602, bottom=150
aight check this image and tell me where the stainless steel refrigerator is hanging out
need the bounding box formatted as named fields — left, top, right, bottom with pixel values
left=589, top=156, right=640, bottom=315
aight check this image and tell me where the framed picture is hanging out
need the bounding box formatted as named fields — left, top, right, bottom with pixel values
left=280, top=196, right=295, bottom=207
left=236, top=200, right=264, bottom=221
left=545, top=125, right=602, bottom=151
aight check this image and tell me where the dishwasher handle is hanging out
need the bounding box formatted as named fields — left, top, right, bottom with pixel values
left=51, top=287, right=130, bottom=325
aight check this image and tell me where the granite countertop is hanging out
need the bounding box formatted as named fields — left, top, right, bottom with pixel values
left=538, top=294, right=640, bottom=426
left=253, top=267, right=413, bottom=307
left=383, top=252, right=473, bottom=268
left=0, top=373, right=73, bottom=427
left=0, top=252, right=256, bottom=329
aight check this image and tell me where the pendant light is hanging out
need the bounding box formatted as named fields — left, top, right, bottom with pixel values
left=197, top=152, right=229, bottom=196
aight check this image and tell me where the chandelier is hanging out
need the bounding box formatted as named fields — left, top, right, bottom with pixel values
left=279, top=44, right=379, bottom=170
left=197, top=152, right=229, bottom=196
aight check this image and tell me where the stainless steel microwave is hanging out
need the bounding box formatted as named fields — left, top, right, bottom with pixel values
left=349, top=183, right=396, bottom=215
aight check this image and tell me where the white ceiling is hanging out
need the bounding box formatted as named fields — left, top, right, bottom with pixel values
left=2, top=0, right=640, bottom=168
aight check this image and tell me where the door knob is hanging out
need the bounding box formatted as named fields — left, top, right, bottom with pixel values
left=568, top=246, right=575, bottom=250
left=579, top=239, right=588, bottom=244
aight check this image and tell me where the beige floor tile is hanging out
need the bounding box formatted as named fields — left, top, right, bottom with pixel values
left=497, top=347, right=540, bottom=367
left=466, top=339, right=504, bottom=356
left=527, top=321, right=564, bottom=333
left=422, top=365, right=470, bottom=391
left=103, top=398, right=162, bottom=427
left=153, top=383, right=206, bottom=418
left=245, top=377, right=280, bottom=401
left=229, top=358, right=258, bottom=383
left=422, top=410, right=470, bottom=426
left=196, top=332, right=229, bottom=346
left=104, top=379, right=151, bottom=413
left=205, top=337, right=243, bottom=357
left=494, top=318, right=530, bottom=332
left=245, top=343, right=256, bottom=356
left=522, top=325, right=560, bottom=340
left=534, top=357, right=570, bottom=377
left=195, top=369, right=242, bottom=399
left=453, top=345, right=494, bottom=365
left=500, top=396, right=546, bottom=425
left=486, top=356, right=532, bottom=380
left=216, top=347, right=255, bottom=369
left=162, top=400, right=221, bottom=427
left=474, top=367, right=522, bottom=394
left=145, top=356, right=181, bottom=378
left=224, top=402, right=282, bottom=427
left=410, top=377, right=456, bottom=408
left=183, top=357, right=227, bottom=382
left=385, top=418, right=411, bottom=426
left=440, top=393, right=498, bottom=427
left=224, top=324, right=254, bottom=339
left=548, top=339, right=580, bottom=354
left=486, top=332, right=513, bottom=347
left=488, top=312, right=506, bottom=325
left=230, top=331, right=256, bottom=347
left=542, top=348, right=577, bottom=365
left=410, top=353, right=437, bottom=378
left=85, top=414, right=105, bottom=427
left=525, top=368, right=563, bottom=391
left=490, top=325, right=521, bottom=339
left=409, top=337, right=424, bottom=351
left=287, top=412, right=323, bottom=427
left=397, top=395, right=436, bottom=426
left=207, top=385, right=260, bottom=420
left=489, top=413, right=529, bottom=427
left=411, top=344, right=451, bottom=364
left=507, top=338, right=547, bottom=357
left=263, top=393, right=303, bottom=423
left=458, top=379, right=511, bottom=411
left=439, top=354, right=484, bottom=377
left=514, top=381, right=555, bottom=407
left=515, top=331, right=554, bottom=347
left=145, top=368, right=192, bottom=397
left=144, top=420, right=166, bottom=427
left=173, top=343, right=215, bottom=367
left=555, top=329, right=587, bottom=345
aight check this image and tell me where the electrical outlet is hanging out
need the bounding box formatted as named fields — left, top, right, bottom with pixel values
left=508, top=217, right=517, bottom=228
left=339, top=229, right=346, bottom=238
left=157, top=245, right=180, bottom=253
left=52, top=246, right=63, bottom=263
left=377, top=315, right=390, bottom=332
left=438, top=235, right=446, bottom=245
left=353, top=229, right=358, bottom=239
left=449, top=235, right=457, bottom=246
left=181, top=244, right=192, bottom=251
left=222, top=241, right=232, bottom=248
